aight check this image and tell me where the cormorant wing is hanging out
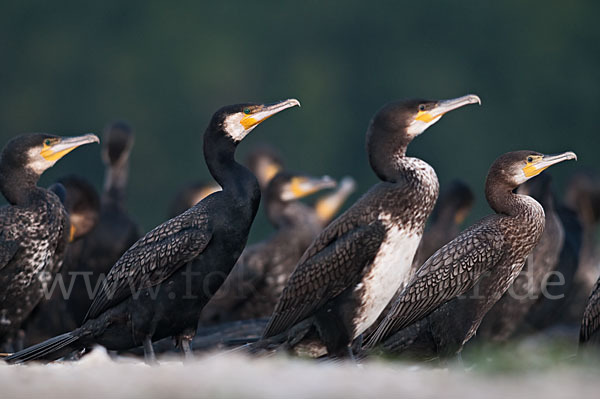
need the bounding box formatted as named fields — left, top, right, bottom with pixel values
left=580, top=278, right=600, bottom=343
left=365, top=219, right=505, bottom=347
left=84, top=208, right=212, bottom=321
left=262, top=218, right=386, bottom=338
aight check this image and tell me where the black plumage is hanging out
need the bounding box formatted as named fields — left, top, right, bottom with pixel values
left=200, top=171, right=338, bottom=323
left=5, top=99, right=300, bottom=363
left=260, top=95, right=481, bottom=357
left=365, top=150, right=577, bottom=359
left=0, top=133, right=99, bottom=351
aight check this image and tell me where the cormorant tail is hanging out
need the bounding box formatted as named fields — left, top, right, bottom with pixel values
left=4, top=331, right=81, bottom=364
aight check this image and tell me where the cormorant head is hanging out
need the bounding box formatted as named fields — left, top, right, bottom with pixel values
left=487, top=150, right=577, bottom=190
left=369, top=94, right=481, bottom=140
left=0, top=133, right=99, bottom=178
left=246, top=144, right=285, bottom=190
left=168, top=181, right=221, bottom=217
left=268, top=171, right=336, bottom=202
left=212, top=99, right=301, bottom=144
left=51, top=175, right=101, bottom=241
left=432, top=179, right=475, bottom=225
left=366, top=94, right=480, bottom=181
left=102, top=121, right=134, bottom=167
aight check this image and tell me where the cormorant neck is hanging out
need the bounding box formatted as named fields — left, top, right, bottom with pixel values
left=203, top=127, right=258, bottom=201
left=0, top=161, right=41, bottom=205
left=485, top=178, right=540, bottom=218
left=102, top=161, right=129, bottom=206
left=366, top=123, right=411, bottom=182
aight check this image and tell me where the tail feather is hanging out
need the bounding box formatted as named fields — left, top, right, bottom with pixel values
left=4, top=331, right=81, bottom=364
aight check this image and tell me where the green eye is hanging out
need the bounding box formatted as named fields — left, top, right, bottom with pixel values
left=243, top=108, right=251, bottom=115
left=44, top=139, right=52, bottom=146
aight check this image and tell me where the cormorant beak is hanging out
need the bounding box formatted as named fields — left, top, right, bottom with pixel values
left=69, top=224, right=76, bottom=242
left=40, top=134, right=100, bottom=162
left=416, top=94, right=481, bottom=123
left=240, top=99, right=301, bottom=130
left=282, top=175, right=336, bottom=201
left=523, top=151, right=578, bottom=178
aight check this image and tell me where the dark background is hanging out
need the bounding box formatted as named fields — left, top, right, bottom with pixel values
left=1, top=0, right=598, bottom=240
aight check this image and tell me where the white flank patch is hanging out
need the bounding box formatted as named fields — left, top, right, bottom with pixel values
left=353, top=219, right=421, bottom=337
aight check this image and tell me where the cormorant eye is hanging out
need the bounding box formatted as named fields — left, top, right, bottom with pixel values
left=44, top=139, right=52, bottom=146
left=243, top=108, right=251, bottom=115
left=527, top=156, right=533, bottom=163
left=418, top=104, right=426, bottom=111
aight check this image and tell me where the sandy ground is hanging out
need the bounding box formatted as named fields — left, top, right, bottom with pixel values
left=1, top=346, right=599, bottom=398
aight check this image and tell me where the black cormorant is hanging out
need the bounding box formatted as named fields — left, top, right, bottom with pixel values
left=199, top=171, right=338, bottom=323
left=5, top=99, right=300, bottom=363
left=260, top=95, right=481, bottom=357
left=365, top=150, right=577, bottom=359
left=0, top=133, right=99, bottom=351
left=477, top=173, right=565, bottom=342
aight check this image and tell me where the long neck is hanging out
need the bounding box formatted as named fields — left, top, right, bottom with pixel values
left=203, top=128, right=258, bottom=203
left=102, top=160, right=129, bottom=206
left=366, top=123, right=411, bottom=182
left=485, top=178, right=542, bottom=219
left=0, top=161, right=41, bottom=205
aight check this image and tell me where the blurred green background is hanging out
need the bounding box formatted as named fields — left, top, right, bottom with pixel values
left=1, top=0, right=598, bottom=239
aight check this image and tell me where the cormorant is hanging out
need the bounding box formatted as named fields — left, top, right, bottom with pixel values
left=411, top=179, right=475, bottom=272
left=59, top=121, right=142, bottom=326
left=259, top=95, right=481, bottom=357
left=199, top=171, right=338, bottom=323
left=365, top=150, right=577, bottom=359
left=23, top=175, right=101, bottom=345
left=5, top=99, right=300, bottom=363
left=477, top=173, right=565, bottom=342
left=0, top=133, right=99, bottom=351
left=580, top=276, right=600, bottom=346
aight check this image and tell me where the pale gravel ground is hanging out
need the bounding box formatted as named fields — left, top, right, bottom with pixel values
left=1, top=347, right=599, bottom=398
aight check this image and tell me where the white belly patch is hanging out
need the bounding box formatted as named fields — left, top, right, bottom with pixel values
left=352, top=224, right=421, bottom=337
